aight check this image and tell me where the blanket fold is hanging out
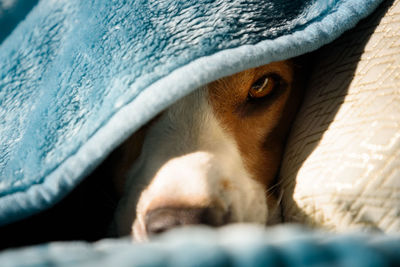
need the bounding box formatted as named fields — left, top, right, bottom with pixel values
left=0, top=0, right=384, bottom=226
left=2, top=1, right=400, bottom=266
left=1, top=225, right=400, bottom=267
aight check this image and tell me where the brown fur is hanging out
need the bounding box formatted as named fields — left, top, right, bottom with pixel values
left=208, top=60, right=304, bottom=194
left=112, top=59, right=306, bottom=234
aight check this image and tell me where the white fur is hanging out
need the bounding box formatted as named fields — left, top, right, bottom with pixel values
left=115, top=87, right=268, bottom=240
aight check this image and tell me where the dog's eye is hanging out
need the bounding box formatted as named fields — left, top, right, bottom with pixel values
left=248, top=75, right=276, bottom=99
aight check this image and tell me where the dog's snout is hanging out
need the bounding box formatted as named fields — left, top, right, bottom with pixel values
left=145, top=206, right=230, bottom=236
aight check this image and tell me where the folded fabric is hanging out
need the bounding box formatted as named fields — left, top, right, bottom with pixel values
left=1, top=225, right=400, bottom=267
left=0, top=0, right=383, bottom=227
left=0, top=0, right=38, bottom=43
left=280, top=0, right=400, bottom=233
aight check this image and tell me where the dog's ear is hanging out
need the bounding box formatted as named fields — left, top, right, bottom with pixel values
left=293, top=51, right=317, bottom=69
left=286, top=52, right=316, bottom=108
left=103, top=127, right=147, bottom=196
left=106, top=114, right=163, bottom=195
left=292, top=52, right=317, bottom=86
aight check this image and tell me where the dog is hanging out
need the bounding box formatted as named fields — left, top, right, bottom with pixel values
left=108, top=59, right=306, bottom=241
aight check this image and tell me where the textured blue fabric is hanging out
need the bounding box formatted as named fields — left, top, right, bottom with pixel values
left=0, top=225, right=400, bottom=267
left=0, top=0, right=383, bottom=226
left=0, top=0, right=38, bottom=43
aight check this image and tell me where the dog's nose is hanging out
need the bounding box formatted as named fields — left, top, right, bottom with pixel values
left=145, top=207, right=229, bottom=236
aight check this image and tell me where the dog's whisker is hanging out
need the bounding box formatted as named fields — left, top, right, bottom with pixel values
left=264, top=181, right=283, bottom=196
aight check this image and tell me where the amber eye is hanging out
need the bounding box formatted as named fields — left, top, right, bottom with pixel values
left=248, top=75, right=276, bottom=99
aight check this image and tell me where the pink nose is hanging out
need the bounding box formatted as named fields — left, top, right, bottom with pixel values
left=145, top=206, right=230, bottom=236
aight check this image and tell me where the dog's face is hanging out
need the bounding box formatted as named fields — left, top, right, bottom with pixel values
left=112, top=60, right=304, bottom=241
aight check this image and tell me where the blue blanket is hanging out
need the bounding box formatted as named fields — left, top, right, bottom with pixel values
left=2, top=0, right=400, bottom=266
left=1, top=225, right=400, bottom=267
left=0, top=0, right=384, bottom=226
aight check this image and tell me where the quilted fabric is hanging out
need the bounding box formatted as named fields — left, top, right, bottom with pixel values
left=0, top=0, right=384, bottom=226
left=280, top=0, right=400, bottom=233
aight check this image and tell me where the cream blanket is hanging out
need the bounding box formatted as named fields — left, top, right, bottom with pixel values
left=281, top=0, right=400, bottom=233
